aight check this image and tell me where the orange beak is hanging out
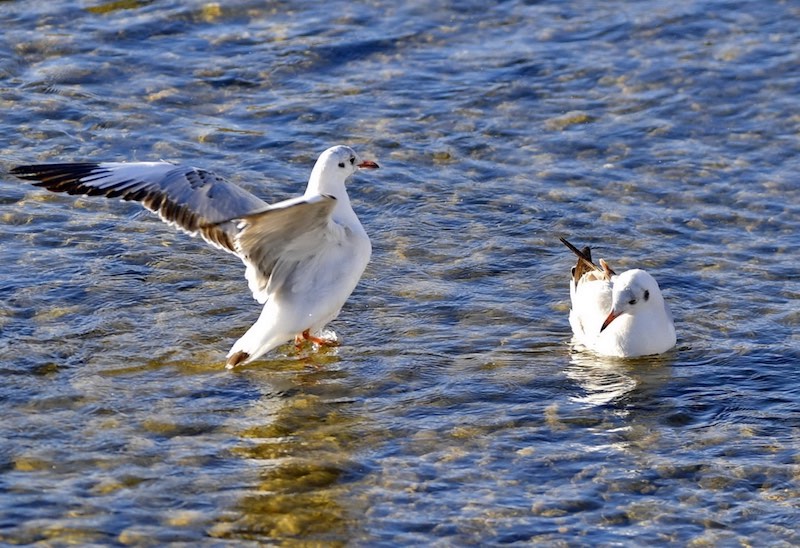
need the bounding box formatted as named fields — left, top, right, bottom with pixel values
left=600, top=310, right=619, bottom=332
left=357, top=160, right=379, bottom=169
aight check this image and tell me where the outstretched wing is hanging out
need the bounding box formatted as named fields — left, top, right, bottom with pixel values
left=11, top=161, right=269, bottom=254
left=228, top=194, right=338, bottom=303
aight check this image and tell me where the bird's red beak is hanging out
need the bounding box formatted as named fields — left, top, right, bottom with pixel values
left=357, top=160, right=379, bottom=169
left=600, top=310, right=619, bottom=332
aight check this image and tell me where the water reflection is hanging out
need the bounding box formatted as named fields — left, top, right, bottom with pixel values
left=565, top=349, right=674, bottom=409
left=213, top=356, right=370, bottom=541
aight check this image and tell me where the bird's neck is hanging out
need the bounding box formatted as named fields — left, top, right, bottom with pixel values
left=304, top=175, right=358, bottom=223
left=306, top=167, right=347, bottom=196
left=306, top=179, right=350, bottom=202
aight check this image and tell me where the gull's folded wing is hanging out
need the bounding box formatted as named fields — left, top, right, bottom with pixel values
left=230, top=194, right=338, bottom=303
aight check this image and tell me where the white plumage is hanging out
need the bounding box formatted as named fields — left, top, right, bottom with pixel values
left=13, top=145, right=378, bottom=368
left=560, top=237, right=676, bottom=358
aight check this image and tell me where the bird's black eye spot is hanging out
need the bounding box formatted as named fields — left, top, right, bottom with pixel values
left=629, top=299, right=637, bottom=306
left=644, top=290, right=650, bottom=301
left=338, top=162, right=345, bottom=168
left=349, top=157, right=356, bottom=165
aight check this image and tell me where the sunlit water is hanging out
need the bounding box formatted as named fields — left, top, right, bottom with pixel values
left=1, top=0, right=799, bottom=544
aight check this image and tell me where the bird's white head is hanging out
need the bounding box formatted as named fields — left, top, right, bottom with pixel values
left=306, top=145, right=379, bottom=198
left=601, top=269, right=665, bottom=332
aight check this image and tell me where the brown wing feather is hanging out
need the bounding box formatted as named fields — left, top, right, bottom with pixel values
left=559, top=236, right=616, bottom=283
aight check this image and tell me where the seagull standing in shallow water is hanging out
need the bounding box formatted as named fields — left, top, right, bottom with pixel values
left=13, top=145, right=379, bottom=368
left=560, top=237, right=676, bottom=358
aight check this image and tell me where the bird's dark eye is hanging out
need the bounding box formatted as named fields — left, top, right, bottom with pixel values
left=349, top=157, right=355, bottom=165
left=338, top=162, right=345, bottom=168
left=629, top=299, right=637, bottom=305
left=644, top=290, right=650, bottom=301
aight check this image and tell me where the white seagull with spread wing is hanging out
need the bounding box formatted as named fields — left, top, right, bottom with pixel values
left=13, top=145, right=378, bottom=368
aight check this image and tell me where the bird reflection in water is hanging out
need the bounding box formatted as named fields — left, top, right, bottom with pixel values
left=565, top=350, right=675, bottom=409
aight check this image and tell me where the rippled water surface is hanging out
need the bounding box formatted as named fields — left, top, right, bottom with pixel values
left=1, top=0, right=799, bottom=544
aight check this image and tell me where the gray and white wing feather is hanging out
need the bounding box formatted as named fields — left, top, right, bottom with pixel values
left=232, top=194, right=338, bottom=303
left=11, top=161, right=268, bottom=254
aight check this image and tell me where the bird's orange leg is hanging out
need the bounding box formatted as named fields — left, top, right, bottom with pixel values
left=301, top=329, right=339, bottom=347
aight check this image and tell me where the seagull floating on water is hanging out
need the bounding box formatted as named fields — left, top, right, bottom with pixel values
left=13, top=145, right=378, bottom=368
left=560, top=237, right=676, bottom=358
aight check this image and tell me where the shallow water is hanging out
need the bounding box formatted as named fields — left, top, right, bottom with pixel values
left=1, top=0, right=799, bottom=545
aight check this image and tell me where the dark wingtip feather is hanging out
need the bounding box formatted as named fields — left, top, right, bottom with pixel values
left=11, top=163, right=106, bottom=192
left=560, top=236, right=603, bottom=284
left=12, top=163, right=102, bottom=177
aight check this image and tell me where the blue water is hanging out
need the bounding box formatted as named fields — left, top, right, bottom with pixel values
left=1, top=0, right=798, bottom=544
